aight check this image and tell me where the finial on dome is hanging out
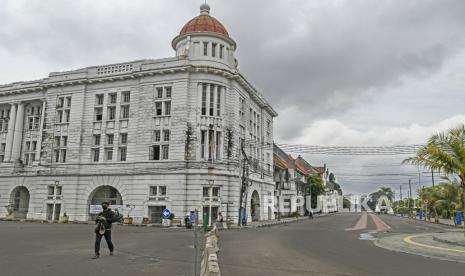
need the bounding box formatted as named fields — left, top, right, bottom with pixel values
left=200, top=2, right=210, bottom=15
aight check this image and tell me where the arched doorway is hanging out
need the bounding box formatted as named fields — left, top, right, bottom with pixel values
left=88, top=186, right=123, bottom=220
left=9, top=186, right=30, bottom=219
left=251, top=190, right=260, bottom=222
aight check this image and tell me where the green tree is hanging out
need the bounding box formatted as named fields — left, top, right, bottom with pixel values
left=308, top=174, right=325, bottom=209
left=403, top=124, right=465, bottom=230
left=368, top=187, right=394, bottom=210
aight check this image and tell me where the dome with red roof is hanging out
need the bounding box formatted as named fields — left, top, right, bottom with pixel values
left=179, top=4, right=229, bottom=37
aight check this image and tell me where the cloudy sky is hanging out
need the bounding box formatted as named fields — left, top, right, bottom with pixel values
left=1, top=0, right=465, bottom=195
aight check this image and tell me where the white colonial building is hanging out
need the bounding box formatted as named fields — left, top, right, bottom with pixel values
left=0, top=4, right=277, bottom=224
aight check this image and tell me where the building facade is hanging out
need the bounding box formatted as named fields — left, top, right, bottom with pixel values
left=0, top=4, right=277, bottom=224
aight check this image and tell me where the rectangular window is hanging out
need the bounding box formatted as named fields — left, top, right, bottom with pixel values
left=162, top=145, right=169, bottom=160
left=93, top=134, right=101, bottom=146
left=165, top=87, right=172, bottom=98
left=66, top=97, right=72, bottom=107
left=153, top=130, right=161, bottom=142
left=201, top=130, right=206, bottom=159
left=216, top=87, right=221, bottom=116
left=33, top=141, right=38, bottom=151
left=109, top=93, right=117, bottom=104
left=107, top=106, right=116, bottom=120
left=25, top=141, right=31, bottom=151
left=156, top=87, right=163, bottom=99
left=119, top=147, right=127, bottom=161
left=120, top=133, right=128, bottom=144
left=60, top=149, right=66, bottom=163
left=212, top=187, right=220, bottom=197
left=149, top=186, right=158, bottom=196
left=203, top=187, right=209, bottom=197
left=95, top=108, right=103, bottom=121
left=163, top=129, right=170, bottom=142
left=54, top=149, right=60, bottom=163
left=56, top=186, right=62, bottom=195
left=209, top=85, right=214, bottom=116
left=92, top=148, right=99, bottom=162
left=219, top=45, right=224, bottom=59
left=121, top=105, right=130, bottom=119
left=211, top=43, right=217, bottom=57
left=105, top=148, right=113, bottom=161
left=216, top=131, right=221, bottom=160
left=57, top=97, right=64, bottom=108
left=56, top=110, right=63, bottom=123
left=208, top=129, right=214, bottom=160
left=54, top=136, right=60, bottom=147
left=159, top=186, right=166, bottom=196
left=107, top=134, right=114, bottom=145
left=64, top=110, right=70, bottom=123
left=164, top=101, right=171, bottom=116
left=149, top=145, right=160, bottom=160
left=155, top=102, right=163, bottom=116
left=28, top=117, right=34, bottom=130
left=0, top=143, right=5, bottom=153
left=96, top=94, right=104, bottom=105
left=48, top=186, right=55, bottom=196
left=61, top=137, right=67, bottom=147
left=149, top=186, right=166, bottom=196
left=203, top=42, right=208, bottom=56
left=201, top=84, right=207, bottom=115
left=122, top=91, right=130, bottom=103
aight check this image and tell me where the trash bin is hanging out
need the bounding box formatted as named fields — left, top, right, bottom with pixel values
left=184, top=216, right=192, bottom=229
left=456, top=211, right=462, bottom=226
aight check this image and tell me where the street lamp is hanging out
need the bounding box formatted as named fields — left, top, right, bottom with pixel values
left=208, top=178, right=214, bottom=227
left=52, top=180, right=60, bottom=221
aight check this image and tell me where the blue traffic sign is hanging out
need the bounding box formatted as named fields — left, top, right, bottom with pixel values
left=162, top=208, right=171, bottom=219
left=189, top=211, right=197, bottom=224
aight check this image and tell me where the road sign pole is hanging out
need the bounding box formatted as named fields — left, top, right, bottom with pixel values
left=193, top=208, right=199, bottom=276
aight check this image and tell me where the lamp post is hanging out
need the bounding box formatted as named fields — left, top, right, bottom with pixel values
left=52, top=180, right=59, bottom=221
left=208, top=179, right=214, bottom=227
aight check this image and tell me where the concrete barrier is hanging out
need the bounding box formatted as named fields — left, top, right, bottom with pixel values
left=201, top=225, right=221, bottom=276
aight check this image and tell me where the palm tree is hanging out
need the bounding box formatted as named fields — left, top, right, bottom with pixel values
left=434, top=178, right=463, bottom=224
left=403, top=124, right=465, bottom=231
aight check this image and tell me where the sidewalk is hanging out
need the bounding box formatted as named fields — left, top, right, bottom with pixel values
left=0, top=214, right=328, bottom=230
left=225, top=214, right=328, bottom=230
left=375, top=231, right=465, bottom=264
left=394, top=214, right=464, bottom=228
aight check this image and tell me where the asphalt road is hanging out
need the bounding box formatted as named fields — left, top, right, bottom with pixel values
left=1, top=214, right=464, bottom=276
left=219, top=213, right=465, bottom=276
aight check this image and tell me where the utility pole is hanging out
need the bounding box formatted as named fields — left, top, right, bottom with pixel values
left=409, top=179, right=412, bottom=217
left=399, top=185, right=403, bottom=204
left=238, top=140, right=249, bottom=226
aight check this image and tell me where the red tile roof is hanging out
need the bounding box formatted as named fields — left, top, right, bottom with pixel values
left=274, top=155, right=291, bottom=169
left=180, top=15, right=229, bottom=37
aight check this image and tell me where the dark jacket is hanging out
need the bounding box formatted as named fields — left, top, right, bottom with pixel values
left=95, top=208, right=117, bottom=230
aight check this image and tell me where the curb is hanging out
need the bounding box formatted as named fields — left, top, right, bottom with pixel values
left=433, top=235, right=465, bottom=247
left=1, top=214, right=330, bottom=231
left=391, top=215, right=463, bottom=228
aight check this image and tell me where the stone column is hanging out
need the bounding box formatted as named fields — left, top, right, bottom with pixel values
left=11, top=102, right=25, bottom=161
left=35, top=100, right=46, bottom=160
left=4, top=103, right=17, bottom=162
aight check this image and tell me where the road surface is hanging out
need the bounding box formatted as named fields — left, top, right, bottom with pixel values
left=1, top=213, right=464, bottom=276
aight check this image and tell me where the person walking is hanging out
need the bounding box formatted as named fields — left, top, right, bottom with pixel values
left=92, top=202, right=117, bottom=259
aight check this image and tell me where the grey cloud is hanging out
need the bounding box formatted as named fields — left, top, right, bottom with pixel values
left=1, top=0, right=465, bottom=139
